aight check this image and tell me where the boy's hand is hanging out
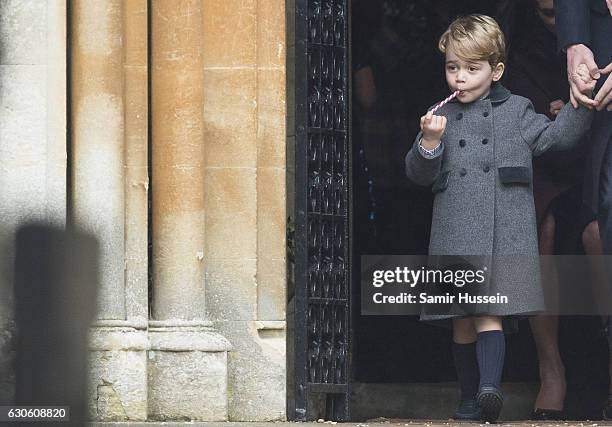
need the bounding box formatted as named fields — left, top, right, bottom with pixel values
left=420, top=111, right=447, bottom=148
left=576, top=63, right=597, bottom=90
left=549, top=99, right=565, bottom=116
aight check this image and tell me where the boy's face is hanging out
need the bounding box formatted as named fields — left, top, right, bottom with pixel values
left=445, top=44, right=504, bottom=103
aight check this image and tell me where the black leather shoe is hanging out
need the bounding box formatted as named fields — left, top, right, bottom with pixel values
left=531, top=408, right=565, bottom=420
left=477, top=385, right=503, bottom=423
left=454, top=398, right=480, bottom=420
left=603, top=404, right=612, bottom=421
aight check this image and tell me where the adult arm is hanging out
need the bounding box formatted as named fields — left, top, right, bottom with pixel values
left=555, top=0, right=600, bottom=108
left=554, top=0, right=591, bottom=50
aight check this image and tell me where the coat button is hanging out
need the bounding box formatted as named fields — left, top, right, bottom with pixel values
left=456, top=113, right=463, bottom=120
left=482, top=138, right=488, bottom=145
left=483, top=165, right=490, bottom=173
left=460, top=168, right=467, bottom=176
left=483, top=111, right=489, bottom=117
left=459, top=139, right=466, bottom=147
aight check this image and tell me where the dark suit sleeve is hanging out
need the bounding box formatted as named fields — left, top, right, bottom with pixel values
left=554, top=0, right=591, bottom=51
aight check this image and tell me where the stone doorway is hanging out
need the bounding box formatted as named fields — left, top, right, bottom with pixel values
left=288, top=0, right=609, bottom=422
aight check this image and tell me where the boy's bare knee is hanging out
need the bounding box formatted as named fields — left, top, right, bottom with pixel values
left=474, top=315, right=503, bottom=333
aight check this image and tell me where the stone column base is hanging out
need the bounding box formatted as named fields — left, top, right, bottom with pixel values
left=88, top=323, right=149, bottom=421
left=147, top=320, right=232, bottom=421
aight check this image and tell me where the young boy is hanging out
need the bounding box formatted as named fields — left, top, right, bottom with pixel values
left=404, top=15, right=593, bottom=422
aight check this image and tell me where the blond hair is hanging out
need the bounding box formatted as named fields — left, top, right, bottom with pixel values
left=438, top=14, right=506, bottom=66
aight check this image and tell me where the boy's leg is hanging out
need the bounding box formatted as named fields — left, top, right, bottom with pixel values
left=452, top=317, right=480, bottom=419
left=453, top=317, right=479, bottom=397
left=474, top=316, right=504, bottom=388
left=474, top=315, right=505, bottom=422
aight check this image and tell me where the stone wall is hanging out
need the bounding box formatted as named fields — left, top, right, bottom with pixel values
left=201, top=0, right=287, bottom=420
left=0, top=0, right=67, bottom=404
left=0, top=0, right=287, bottom=421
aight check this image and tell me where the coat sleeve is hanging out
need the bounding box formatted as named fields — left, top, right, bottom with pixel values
left=519, top=99, right=593, bottom=157
left=554, top=0, right=591, bottom=51
left=405, top=131, right=443, bottom=186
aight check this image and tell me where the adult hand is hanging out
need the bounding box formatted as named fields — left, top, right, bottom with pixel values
left=549, top=99, right=565, bottom=116
left=607, top=0, right=612, bottom=15
left=594, top=63, right=612, bottom=111
left=566, top=44, right=599, bottom=109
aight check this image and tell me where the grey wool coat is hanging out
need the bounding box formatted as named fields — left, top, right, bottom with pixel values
left=405, top=83, right=592, bottom=318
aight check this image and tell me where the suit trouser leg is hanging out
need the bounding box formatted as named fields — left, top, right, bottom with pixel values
left=597, top=136, right=612, bottom=343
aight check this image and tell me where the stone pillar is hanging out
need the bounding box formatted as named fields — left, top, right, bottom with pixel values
left=71, top=0, right=125, bottom=321
left=124, top=0, right=149, bottom=328
left=254, top=0, right=288, bottom=418
left=201, top=0, right=287, bottom=420
left=151, top=0, right=205, bottom=321
left=149, top=0, right=231, bottom=421
left=0, top=0, right=67, bottom=404
left=71, top=1, right=148, bottom=420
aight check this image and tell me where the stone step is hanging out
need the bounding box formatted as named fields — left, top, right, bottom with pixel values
left=351, top=382, right=539, bottom=422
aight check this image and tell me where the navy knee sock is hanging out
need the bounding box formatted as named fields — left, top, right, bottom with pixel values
left=452, top=341, right=479, bottom=401
left=476, top=330, right=505, bottom=389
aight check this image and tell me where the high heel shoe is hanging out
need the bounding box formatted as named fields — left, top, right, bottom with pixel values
left=531, top=408, right=565, bottom=420
left=603, top=403, right=612, bottom=421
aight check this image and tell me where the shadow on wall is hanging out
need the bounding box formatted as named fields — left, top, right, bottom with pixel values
left=0, top=226, right=15, bottom=405
left=1, top=224, right=99, bottom=427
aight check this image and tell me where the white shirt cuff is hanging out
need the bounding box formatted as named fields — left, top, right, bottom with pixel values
left=418, top=138, right=443, bottom=158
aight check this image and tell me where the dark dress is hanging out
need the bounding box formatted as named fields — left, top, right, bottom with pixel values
left=504, top=9, right=595, bottom=241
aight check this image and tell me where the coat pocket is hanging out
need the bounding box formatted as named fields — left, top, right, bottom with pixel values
left=432, top=170, right=450, bottom=193
left=498, top=166, right=531, bottom=185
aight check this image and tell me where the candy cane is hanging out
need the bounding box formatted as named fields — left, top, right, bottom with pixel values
left=431, top=90, right=460, bottom=114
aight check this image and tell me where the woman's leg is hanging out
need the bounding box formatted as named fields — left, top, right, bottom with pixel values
left=582, top=219, right=607, bottom=314
left=529, top=316, right=565, bottom=410
left=530, top=211, right=566, bottom=411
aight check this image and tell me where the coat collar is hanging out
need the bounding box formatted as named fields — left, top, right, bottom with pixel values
left=486, top=82, right=512, bottom=104
left=449, top=82, right=512, bottom=105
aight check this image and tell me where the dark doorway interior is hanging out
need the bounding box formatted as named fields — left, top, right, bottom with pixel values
left=350, top=0, right=609, bottom=419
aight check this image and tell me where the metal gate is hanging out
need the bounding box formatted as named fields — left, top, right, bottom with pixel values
left=291, top=0, right=351, bottom=421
